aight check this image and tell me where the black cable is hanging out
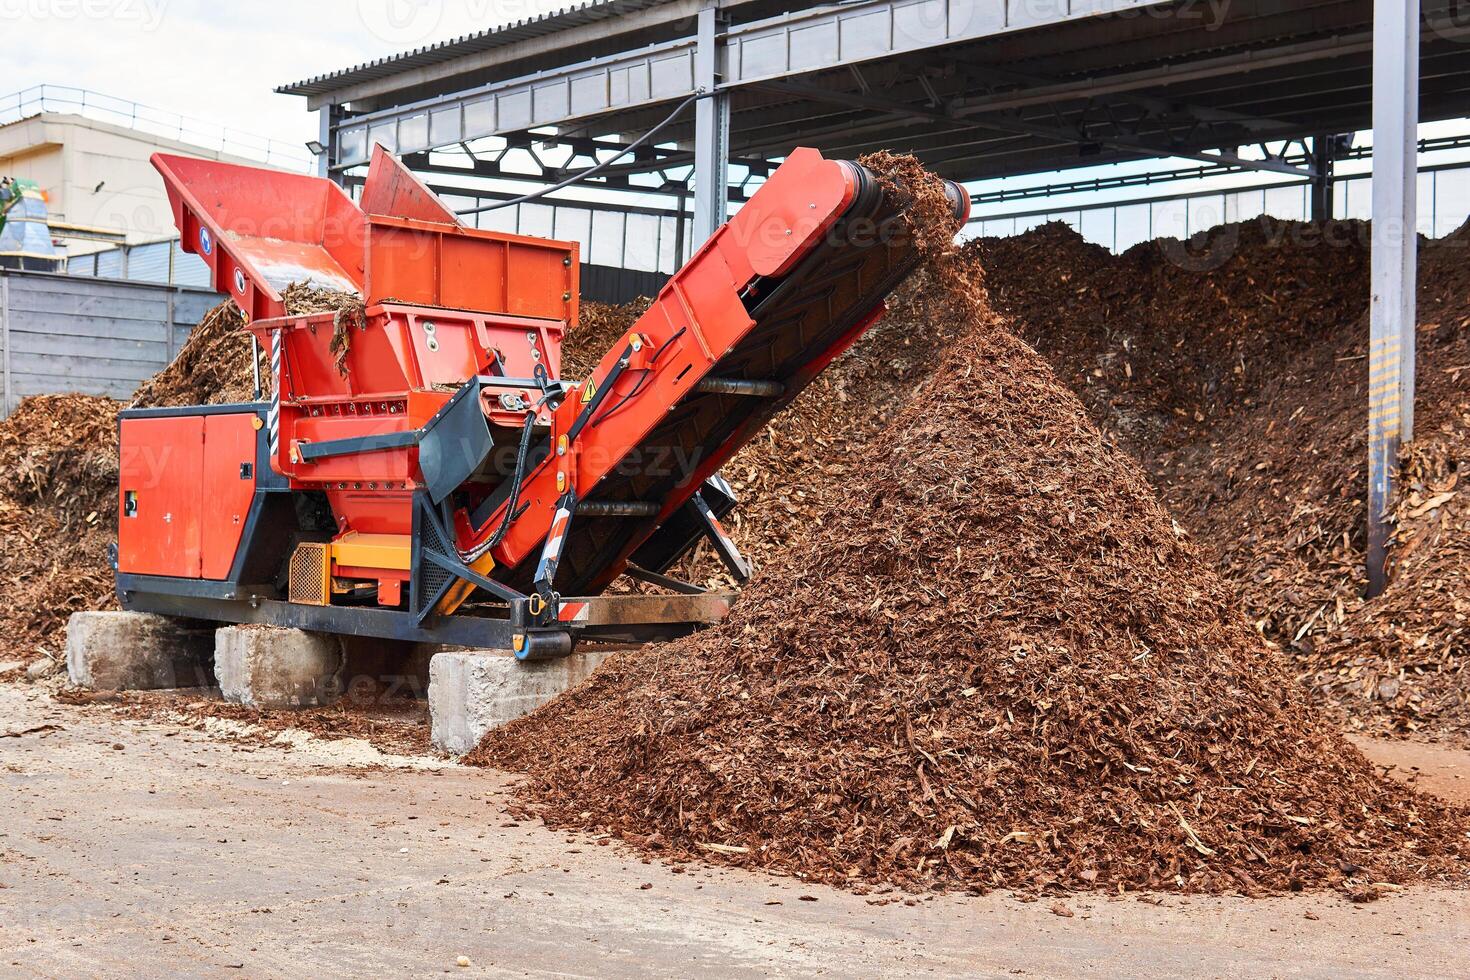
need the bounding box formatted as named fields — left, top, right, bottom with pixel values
left=466, top=322, right=685, bottom=558
left=589, top=327, right=686, bottom=430
left=463, top=408, right=538, bottom=561
left=457, top=91, right=708, bottom=216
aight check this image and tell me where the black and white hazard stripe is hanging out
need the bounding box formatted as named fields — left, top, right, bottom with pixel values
left=267, top=328, right=282, bottom=460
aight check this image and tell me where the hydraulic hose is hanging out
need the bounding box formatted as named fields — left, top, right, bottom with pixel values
left=460, top=408, right=538, bottom=563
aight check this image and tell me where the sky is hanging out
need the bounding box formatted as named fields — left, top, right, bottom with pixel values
left=4, top=0, right=575, bottom=151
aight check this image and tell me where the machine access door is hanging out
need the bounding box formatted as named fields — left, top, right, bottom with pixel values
left=119, top=411, right=261, bottom=580
left=119, top=415, right=206, bottom=578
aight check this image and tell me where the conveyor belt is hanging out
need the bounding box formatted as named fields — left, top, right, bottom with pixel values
left=505, top=165, right=967, bottom=596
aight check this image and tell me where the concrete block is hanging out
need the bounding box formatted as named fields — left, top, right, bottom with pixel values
left=215, top=626, right=345, bottom=709
left=429, top=650, right=612, bottom=755
left=66, top=612, right=213, bottom=692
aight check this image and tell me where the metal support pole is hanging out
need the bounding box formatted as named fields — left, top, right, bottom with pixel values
left=318, top=107, right=336, bottom=182
left=673, top=187, right=688, bottom=266
left=0, top=273, right=11, bottom=419
left=165, top=288, right=175, bottom=363
left=250, top=335, right=263, bottom=401
left=693, top=3, right=730, bottom=246
left=1367, top=0, right=1419, bottom=598
left=1311, top=134, right=1336, bottom=221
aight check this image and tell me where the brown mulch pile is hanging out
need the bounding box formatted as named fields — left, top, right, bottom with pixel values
left=562, top=297, right=655, bottom=379
left=128, top=281, right=366, bottom=408
left=0, top=394, right=122, bottom=670
left=128, top=299, right=257, bottom=408
left=469, top=158, right=1470, bottom=896
left=975, top=219, right=1470, bottom=742
left=667, top=256, right=976, bottom=587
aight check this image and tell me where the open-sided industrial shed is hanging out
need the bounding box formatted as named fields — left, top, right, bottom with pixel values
left=279, top=0, right=1457, bottom=588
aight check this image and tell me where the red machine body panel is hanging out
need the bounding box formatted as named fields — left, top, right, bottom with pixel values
left=119, top=413, right=260, bottom=580
left=365, top=218, right=578, bottom=320
left=152, top=154, right=365, bottom=322
left=357, top=154, right=459, bottom=224
left=200, top=414, right=263, bottom=579
left=119, top=415, right=205, bottom=578
left=729, top=147, right=859, bottom=278
left=265, top=305, right=562, bottom=406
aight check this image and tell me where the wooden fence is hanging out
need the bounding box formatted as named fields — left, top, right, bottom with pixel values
left=0, top=271, right=221, bottom=417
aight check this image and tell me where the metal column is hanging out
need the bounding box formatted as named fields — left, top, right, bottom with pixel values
left=673, top=187, right=689, bottom=266
left=693, top=3, right=730, bottom=246
left=317, top=106, right=338, bottom=183
left=1, top=273, right=11, bottom=419
left=1366, top=0, right=1420, bottom=598
left=1311, top=134, right=1336, bottom=222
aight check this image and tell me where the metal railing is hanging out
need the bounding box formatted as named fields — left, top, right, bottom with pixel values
left=67, top=239, right=213, bottom=288
left=0, top=85, right=313, bottom=172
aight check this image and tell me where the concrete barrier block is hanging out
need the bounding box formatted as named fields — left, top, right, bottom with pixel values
left=429, top=650, right=611, bottom=755
left=215, top=625, right=345, bottom=709
left=66, top=611, right=214, bottom=692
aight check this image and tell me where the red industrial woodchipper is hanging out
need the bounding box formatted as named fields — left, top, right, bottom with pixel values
left=114, top=147, right=967, bottom=658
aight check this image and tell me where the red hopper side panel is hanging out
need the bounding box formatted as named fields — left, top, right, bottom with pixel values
left=151, top=153, right=366, bottom=321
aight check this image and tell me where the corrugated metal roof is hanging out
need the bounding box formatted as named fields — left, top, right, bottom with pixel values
left=277, top=0, right=674, bottom=98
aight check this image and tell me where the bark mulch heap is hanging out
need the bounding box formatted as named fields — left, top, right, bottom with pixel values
left=662, top=152, right=979, bottom=588
left=562, top=297, right=654, bottom=379
left=0, top=394, right=121, bottom=673
left=127, top=299, right=255, bottom=408
left=469, top=156, right=1470, bottom=897
left=976, top=220, right=1470, bottom=743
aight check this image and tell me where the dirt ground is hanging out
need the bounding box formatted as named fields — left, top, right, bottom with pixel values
left=1, top=684, right=1466, bottom=978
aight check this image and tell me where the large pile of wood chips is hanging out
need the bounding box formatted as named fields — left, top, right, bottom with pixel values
left=469, top=156, right=1469, bottom=896
left=975, top=219, right=1470, bottom=743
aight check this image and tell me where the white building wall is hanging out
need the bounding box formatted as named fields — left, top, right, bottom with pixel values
left=0, top=113, right=280, bottom=255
